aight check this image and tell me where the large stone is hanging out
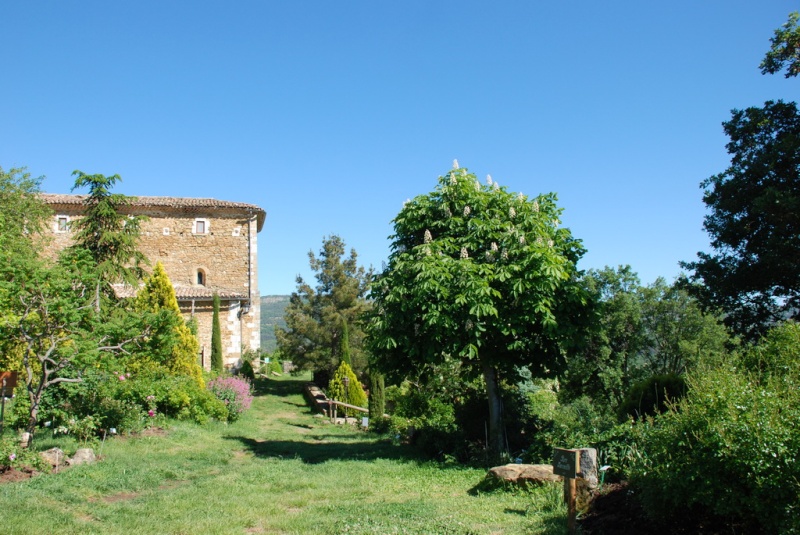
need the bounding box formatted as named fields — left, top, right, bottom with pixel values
left=68, top=448, right=96, bottom=466
left=487, top=463, right=562, bottom=486
left=40, top=447, right=66, bottom=468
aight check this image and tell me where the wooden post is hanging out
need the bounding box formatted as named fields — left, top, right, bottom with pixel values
left=0, top=377, right=6, bottom=434
left=553, top=448, right=580, bottom=535
left=566, top=477, right=577, bottom=533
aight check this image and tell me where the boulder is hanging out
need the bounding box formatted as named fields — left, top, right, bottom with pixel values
left=40, top=448, right=65, bottom=468
left=487, top=463, right=562, bottom=486
left=68, top=448, right=96, bottom=466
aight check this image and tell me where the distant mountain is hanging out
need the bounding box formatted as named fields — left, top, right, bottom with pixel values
left=260, top=295, right=290, bottom=353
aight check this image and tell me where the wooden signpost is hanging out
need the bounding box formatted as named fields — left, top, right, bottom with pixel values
left=553, top=448, right=580, bottom=533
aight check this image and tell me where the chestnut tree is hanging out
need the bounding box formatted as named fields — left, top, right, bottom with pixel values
left=367, top=163, right=590, bottom=457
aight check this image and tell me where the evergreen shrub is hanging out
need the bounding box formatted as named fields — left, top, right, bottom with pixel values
left=327, top=361, right=367, bottom=417
left=238, top=360, right=256, bottom=381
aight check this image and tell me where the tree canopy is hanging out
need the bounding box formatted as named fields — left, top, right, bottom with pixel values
left=761, top=11, right=800, bottom=78
left=367, top=163, right=590, bottom=456
left=682, top=100, right=800, bottom=337
left=0, top=166, right=51, bottom=260
left=683, top=14, right=800, bottom=338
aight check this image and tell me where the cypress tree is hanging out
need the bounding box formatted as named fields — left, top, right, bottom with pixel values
left=368, top=372, right=385, bottom=419
left=211, top=293, right=223, bottom=373
left=340, top=317, right=352, bottom=366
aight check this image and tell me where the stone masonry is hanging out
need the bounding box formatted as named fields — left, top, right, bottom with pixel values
left=40, top=194, right=266, bottom=369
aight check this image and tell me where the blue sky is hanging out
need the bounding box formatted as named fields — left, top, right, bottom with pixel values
left=2, top=2, right=796, bottom=296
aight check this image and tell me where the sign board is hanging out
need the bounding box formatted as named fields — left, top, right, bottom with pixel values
left=552, top=448, right=579, bottom=478
left=0, top=371, right=17, bottom=391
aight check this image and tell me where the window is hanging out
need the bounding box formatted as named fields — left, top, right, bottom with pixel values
left=193, top=218, right=208, bottom=234
left=197, top=269, right=206, bottom=286
left=55, top=216, right=69, bottom=233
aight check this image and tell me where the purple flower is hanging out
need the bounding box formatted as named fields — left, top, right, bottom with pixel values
left=207, top=376, right=254, bottom=422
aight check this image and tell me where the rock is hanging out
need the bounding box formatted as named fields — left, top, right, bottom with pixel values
left=40, top=448, right=66, bottom=468
left=68, top=448, right=96, bottom=466
left=487, top=463, right=562, bottom=486
left=578, top=448, right=598, bottom=489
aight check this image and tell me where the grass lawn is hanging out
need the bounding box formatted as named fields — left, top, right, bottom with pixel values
left=0, top=375, right=568, bottom=534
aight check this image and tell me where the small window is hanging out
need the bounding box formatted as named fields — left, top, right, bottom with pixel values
left=56, top=216, right=69, bottom=233
left=194, top=219, right=208, bottom=234
left=197, top=269, right=206, bottom=286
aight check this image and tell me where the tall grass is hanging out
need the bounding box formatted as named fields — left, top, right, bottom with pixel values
left=0, top=375, right=567, bottom=534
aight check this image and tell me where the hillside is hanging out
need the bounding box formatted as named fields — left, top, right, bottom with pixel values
left=260, top=295, right=290, bottom=352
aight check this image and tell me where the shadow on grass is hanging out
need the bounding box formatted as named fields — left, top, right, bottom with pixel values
left=224, top=434, right=422, bottom=464
left=252, top=376, right=308, bottom=397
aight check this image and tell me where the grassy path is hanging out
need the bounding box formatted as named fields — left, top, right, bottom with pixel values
left=0, top=376, right=567, bottom=534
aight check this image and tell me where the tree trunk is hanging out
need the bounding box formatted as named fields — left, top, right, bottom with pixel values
left=95, top=281, right=102, bottom=314
left=26, top=385, right=41, bottom=443
left=482, top=362, right=505, bottom=461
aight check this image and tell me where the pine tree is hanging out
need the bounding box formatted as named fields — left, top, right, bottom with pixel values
left=276, top=235, right=372, bottom=384
left=211, top=293, right=223, bottom=373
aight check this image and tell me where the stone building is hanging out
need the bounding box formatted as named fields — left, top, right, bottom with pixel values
left=40, top=193, right=266, bottom=369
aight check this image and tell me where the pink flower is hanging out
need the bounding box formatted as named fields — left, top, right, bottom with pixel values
left=146, top=395, right=155, bottom=400
left=148, top=410, right=155, bottom=417
left=9, top=454, right=16, bottom=461
left=118, top=375, right=126, bottom=381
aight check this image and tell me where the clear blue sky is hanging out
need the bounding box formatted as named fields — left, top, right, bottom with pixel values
left=2, top=2, right=796, bottom=296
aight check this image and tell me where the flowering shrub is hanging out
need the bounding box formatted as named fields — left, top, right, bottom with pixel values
left=0, top=436, right=48, bottom=472
left=207, top=376, right=253, bottom=422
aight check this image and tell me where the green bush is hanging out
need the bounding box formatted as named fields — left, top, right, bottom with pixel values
left=628, top=322, right=800, bottom=533
left=96, top=397, right=146, bottom=435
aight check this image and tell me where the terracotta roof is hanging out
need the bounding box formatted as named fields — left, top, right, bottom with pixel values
left=113, top=284, right=248, bottom=301
left=40, top=193, right=266, bottom=232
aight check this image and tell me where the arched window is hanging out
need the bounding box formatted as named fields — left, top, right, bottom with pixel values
left=197, top=269, right=206, bottom=286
